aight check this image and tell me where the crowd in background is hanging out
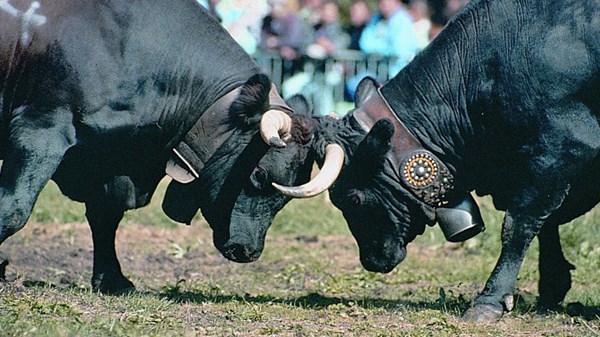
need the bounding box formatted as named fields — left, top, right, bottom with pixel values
left=197, top=0, right=467, bottom=64
left=196, top=0, right=468, bottom=110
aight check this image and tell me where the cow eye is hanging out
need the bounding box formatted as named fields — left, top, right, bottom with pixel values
left=347, top=191, right=362, bottom=206
left=250, top=166, right=268, bottom=189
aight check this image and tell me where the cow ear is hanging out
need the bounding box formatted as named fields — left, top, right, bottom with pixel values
left=349, top=119, right=394, bottom=174
left=355, top=76, right=379, bottom=108
left=229, top=74, right=272, bottom=128
left=363, top=119, right=394, bottom=156
left=285, top=94, right=312, bottom=117
left=284, top=94, right=316, bottom=144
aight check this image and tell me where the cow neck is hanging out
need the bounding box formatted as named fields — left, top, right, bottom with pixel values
left=353, top=88, right=454, bottom=207
left=166, top=87, right=242, bottom=183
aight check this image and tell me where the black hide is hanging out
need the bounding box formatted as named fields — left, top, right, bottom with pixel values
left=328, top=0, right=600, bottom=321
left=0, top=0, right=290, bottom=294
left=198, top=95, right=317, bottom=263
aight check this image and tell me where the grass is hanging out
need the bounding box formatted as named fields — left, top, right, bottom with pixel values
left=1, top=180, right=599, bottom=336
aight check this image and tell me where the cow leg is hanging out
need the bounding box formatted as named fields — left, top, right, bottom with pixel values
left=0, top=106, right=75, bottom=243
left=535, top=176, right=600, bottom=310
left=463, top=110, right=599, bottom=322
left=537, top=222, right=574, bottom=310
left=463, top=211, right=545, bottom=322
left=86, top=201, right=135, bottom=294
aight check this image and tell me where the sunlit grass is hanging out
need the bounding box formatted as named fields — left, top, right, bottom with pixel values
left=31, top=180, right=181, bottom=228
left=4, top=180, right=599, bottom=336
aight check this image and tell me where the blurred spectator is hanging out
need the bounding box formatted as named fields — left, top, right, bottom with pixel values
left=298, top=0, right=349, bottom=114
left=444, top=0, right=468, bottom=20
left=216, top=0, right=269, bottom=55
left=261, top=0, right=312, bottom=72
left=345, top=0, right=372, bottom=51
left=196, top=0, right=221, bottom=20
left=429, top=8, right=446, bottom=40
left=408, top=0, right=432, bottom=50
left=359, top=0, right=419, bottom=75
left=428, top=0, right=469, bottom=40
left=306, top=0, right=350, bottom=59
left=299, top=0, right=324, bottom=28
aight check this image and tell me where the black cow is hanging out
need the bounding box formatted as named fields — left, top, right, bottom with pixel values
left=0, top=0, right=336, bottom=294
left=167, top=94, right=343, bottom=264
left=274, top=0, right=600, bottom=322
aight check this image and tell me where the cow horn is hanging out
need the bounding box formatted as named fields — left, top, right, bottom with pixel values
left=260, top=109, right=292, bottom=148
left=272, top=143, right=345, bottom=198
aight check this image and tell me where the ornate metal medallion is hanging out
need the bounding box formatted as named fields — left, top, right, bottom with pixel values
left=399, top=150, right=454, bottom=206
left=402, top=152, right=438, bottom=187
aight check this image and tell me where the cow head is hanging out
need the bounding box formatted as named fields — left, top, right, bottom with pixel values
left=201, top=95, right=318, bottom=262
left=325, top=77, right=483, bottom=273
left=259, top=77, right=433, bottom=272
left=267, top=77, right=431, bottom=273
left=328, top=118, right=436, bottom=272
left=163, top=75, right=346, bottom=263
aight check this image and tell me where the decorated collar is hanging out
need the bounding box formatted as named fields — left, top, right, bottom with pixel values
left=353, top=88, right=454, bottom=207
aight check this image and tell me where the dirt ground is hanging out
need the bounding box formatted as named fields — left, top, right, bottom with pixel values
left=1, top=220, right=225, bottom=289
left=0, top=219, right=361, bottom=292
left=1, top=219, right=598, bottom=337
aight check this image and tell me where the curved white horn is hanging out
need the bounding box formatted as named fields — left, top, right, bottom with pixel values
left=260, top=109, right=292, bottom=148
left=272, top=143, right=345, bottom=198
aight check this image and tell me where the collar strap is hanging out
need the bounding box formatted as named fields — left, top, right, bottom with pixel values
left=268, top=83, right=294, bottom=115
left=353, top=88, right=454, bottom=207
left=166, top=84, right=293, bottom=184
left=166, top=86, right=241, bottom=183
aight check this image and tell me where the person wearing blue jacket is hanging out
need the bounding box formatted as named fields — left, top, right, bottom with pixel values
left=359, top=0, right=419, bottom=76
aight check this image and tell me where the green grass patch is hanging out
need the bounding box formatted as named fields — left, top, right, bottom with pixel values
left=2, top=182, right=599, bottom=336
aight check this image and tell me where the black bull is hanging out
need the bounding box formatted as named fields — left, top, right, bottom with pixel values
left=267, top=0, right=600, bottom=323
left=0, top=0, right=322, bottom=294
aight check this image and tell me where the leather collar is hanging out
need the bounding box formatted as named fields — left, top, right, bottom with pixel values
left=166, top=84, right=292, bottom=184
left=353, top=88, right=454, bottom=207
left=166, top=86, right=241, bottom=183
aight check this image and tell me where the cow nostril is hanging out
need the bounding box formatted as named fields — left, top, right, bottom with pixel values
left=222, top=243, right=258, bottom=263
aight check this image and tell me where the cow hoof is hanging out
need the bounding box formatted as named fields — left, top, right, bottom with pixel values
left=462, top=304, right=503, bottom=322
left=565, top=302, right=585, bottom=316
left=0, top=255, right=8, bottom=281
left=92, top=273, right=136, bottom=295
left=537, top=300, right=562, bottom=313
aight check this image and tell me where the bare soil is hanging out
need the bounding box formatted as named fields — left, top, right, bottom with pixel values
left=1, top=220, right=598, bottom=337
left=0, top=219, right=362, bottom=292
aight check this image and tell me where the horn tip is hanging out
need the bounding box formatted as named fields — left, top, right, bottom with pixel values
left=272, top=182, right=300, bottom=197
left=272, top=182, right=321, bottom=198
left=269, top=137, right=287, bottom=148
left=272, top=182, right=291, bottom=191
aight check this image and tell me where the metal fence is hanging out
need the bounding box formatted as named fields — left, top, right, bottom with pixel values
left=254, top=53, right=398, bottom=116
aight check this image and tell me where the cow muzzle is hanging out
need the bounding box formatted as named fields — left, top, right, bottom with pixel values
left=219, top=234, right=263, bottom=263
left=360, top=245, right=406, bottom=273
left=221, top=242, right=262, bottom=263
